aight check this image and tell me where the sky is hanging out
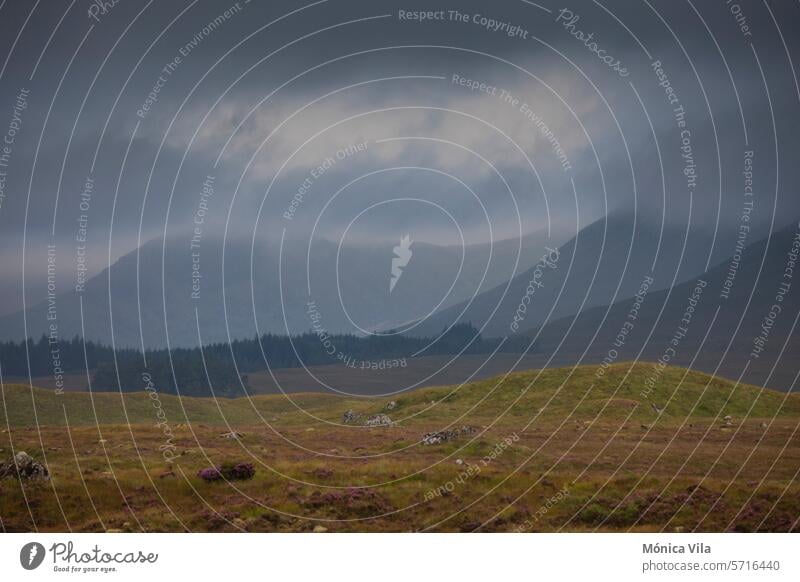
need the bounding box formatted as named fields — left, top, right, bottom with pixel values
left=0, top=0, right=798, bottom=315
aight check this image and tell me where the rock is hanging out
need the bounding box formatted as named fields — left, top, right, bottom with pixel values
left=673, top=526, right=685, bottom=533
left=385, top=400, right=397, bottom=411
left=220, top=431, right=244, bottom=440
left=0, top=451, right=50, bottom=481
left=760, top=422, right=768, bottom=429
left=422, top=426, right=477, bottom=445
left=365, top=414, right=393, bottom=427
left=313, top=525, right=328, bottom=533
left=342, top=410, right=361, bottom=424
left=455, top=459, right=464, bottom=465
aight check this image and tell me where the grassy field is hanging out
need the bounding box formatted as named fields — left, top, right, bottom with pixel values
left=1, top=362, right=798, bottom=532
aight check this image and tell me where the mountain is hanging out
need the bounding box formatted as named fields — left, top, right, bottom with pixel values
left=0, top=229, right=561, bottom=348
left=409, top=212, right=729, bottom=339
left=524, top=220, right=800, bottom=391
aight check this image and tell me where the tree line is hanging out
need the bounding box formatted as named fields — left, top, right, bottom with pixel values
left=0, top=324, right=532, bottom=397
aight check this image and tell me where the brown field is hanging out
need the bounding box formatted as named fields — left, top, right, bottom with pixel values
left=1, top=362, right=799, bottom=532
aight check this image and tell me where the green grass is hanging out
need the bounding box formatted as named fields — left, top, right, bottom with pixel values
left=2, top=362, right=797, bottom=429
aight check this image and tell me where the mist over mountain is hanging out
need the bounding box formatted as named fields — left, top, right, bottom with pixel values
left=523, top=219, right=800, bottom=391
left=0, top=228, right=562, bottom=348
left=409, top=212, right=741, bottom=339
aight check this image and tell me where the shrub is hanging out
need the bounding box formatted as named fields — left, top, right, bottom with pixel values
left=197, top=462, right=255, bottom=482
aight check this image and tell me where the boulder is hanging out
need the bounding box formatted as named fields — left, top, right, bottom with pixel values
left=385, top=401, right=397, bottom=411
left=365, top=414, right=393, bottom=427
left=342, top=410, right=361, bottom=424
left=0, top=452, right=50, bottom=481
left=422, top=426, right=477, bottom=445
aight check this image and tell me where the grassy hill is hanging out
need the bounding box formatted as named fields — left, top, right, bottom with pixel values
left=3, top=362, right=798, bottom=533
left=3, top=362, right=798, bottom=428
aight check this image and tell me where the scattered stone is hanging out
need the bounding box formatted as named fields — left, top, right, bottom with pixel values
left=220, top=431, right=244, bottom=440
left=422, top=426, right=477, bottom=445
left=385, top=400, right=397, bottom=411
left=342, top=410, right=361, bottom=424
left=365, top=414, right=393, bottom=427
left=0, top=451, right=50, bottom=481
left=313, top=525, right=328, bottom=533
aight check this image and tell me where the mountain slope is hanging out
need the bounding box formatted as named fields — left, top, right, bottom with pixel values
left=0, top=230, right=559, bottom=348
left=411, top=213, right=727, bottom=338
left=524, top=220, right=800, bottom=391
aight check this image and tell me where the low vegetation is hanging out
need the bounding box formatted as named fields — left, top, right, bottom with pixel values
left=1, top=362, right=798, bottom=532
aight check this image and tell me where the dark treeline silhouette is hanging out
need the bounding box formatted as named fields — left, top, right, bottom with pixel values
left=1, top=324, right=531, bottom=397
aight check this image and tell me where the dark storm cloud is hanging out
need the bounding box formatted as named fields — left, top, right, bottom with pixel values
left=0, top=0, right=798, bottom=314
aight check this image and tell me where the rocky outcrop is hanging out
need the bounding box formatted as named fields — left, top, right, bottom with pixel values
left=421, top=426, right=477, bottom=445
left=342, top=410, right=362, bottom=424
left=365, top=414, right=393, bottom=427
left=0, top=451, right=50, bottom=481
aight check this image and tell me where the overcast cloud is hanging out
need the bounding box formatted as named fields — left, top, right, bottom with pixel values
left=0, top=0, right=798, bottom=314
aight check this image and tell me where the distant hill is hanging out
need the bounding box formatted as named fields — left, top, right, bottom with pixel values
left=409, top=212, right=728, bottom=338
left=0, top=229, right=560, bottom=348
left=525, top=221, right=800, bottom=391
